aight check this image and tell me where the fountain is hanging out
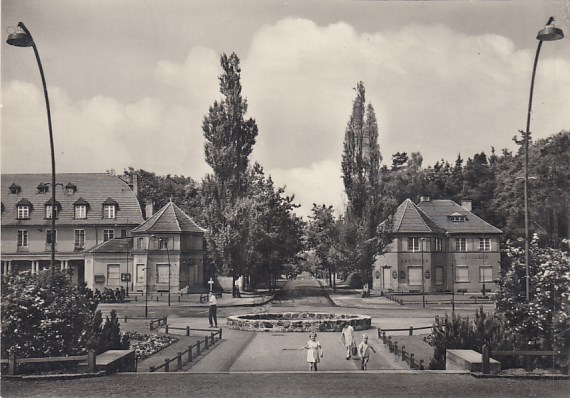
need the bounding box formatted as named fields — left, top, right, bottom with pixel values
left=226, top=312, right=371, bottom=332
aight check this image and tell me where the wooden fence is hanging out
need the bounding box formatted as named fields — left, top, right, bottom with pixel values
left=482, top=344, right=570, bottom=375
left=378, top=329, right=426, bottom=370
left=149, top=328, right=223, bottom=372
left=1, top=350, right=96, bottom=376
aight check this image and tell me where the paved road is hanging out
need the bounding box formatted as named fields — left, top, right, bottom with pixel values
left=3, top=373, right=568, bottom=398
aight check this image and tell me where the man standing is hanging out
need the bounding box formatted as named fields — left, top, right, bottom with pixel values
left=208, top=292, right=218, bottom=328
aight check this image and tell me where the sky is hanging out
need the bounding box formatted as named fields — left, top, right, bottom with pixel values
left=2, top=0, right=570, bottom=218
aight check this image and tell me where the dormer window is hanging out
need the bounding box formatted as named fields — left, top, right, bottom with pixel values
left=65, top=182, right=77, bottom=195
left=37, top=183, right=49, bottom=194
left=9, top=183, right=21, bottom=195
left=448, top=212, right=466, bottom=222
left=102, top=198, right=119, bottom=219
left=16, top=198, right=33, bottom=219
left=45, top=199, right=61, bottom=219
left=74, top=198, right=90, bottom=219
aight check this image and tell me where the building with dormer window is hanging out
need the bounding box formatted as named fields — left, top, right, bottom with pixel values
left=1, top=173, right=144, bottom=284
left=374, top=197, right=502, bottom=294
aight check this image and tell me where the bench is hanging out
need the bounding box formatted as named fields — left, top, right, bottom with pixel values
left=200, top=292, right=222, bottom=303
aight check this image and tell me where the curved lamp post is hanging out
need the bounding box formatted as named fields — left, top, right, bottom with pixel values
left=159, top=238, right=172, bottom=306
left=522, top=17, right=564, bottom=302
left=7, top=22, right=57, bottom=275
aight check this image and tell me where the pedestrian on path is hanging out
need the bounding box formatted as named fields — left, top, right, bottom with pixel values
left=339, top=322, right=355, bottom=360
left=208, top=292, right=218, bottom=328
left=301, top=332, right=323, bottom=371
left=357, top=334, right=376, bottom=371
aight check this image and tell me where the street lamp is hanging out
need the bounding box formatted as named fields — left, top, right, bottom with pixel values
left=7, top=22, right=57, bottom=275
left=420, top=238, right=425, bottom=308
left=522, top=17, right=564, bottom=302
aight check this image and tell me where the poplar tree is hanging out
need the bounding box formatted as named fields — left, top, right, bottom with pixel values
left=340, top=82, right=383, bottom=295
left=202, top=53, right=258, bottom=289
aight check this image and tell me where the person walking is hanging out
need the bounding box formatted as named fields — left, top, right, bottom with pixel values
left=208, top=292, right=218, bottom=328
left=301, top=332, right=323, bottom=371
left=357, top=334, right=376, bottom=371
left=339, top=322, right=355, bottom=359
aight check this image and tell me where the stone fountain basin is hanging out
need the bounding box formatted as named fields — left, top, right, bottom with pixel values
left=226, top=312, right=371, bottom=332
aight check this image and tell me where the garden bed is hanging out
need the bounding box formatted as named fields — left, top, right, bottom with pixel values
left=124, top=331, right=178, bottom=360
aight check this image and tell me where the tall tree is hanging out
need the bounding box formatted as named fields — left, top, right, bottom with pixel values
left=202, top=53, right=258, bottom=288
left=340, top=82, right=383, bottom=296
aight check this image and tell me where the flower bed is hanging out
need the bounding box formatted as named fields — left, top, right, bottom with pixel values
left=124, top=331, right=178, bottom=360
left=227, top=312, right=372, bottom=332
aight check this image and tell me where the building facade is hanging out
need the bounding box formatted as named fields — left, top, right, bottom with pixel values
left=374, top=197, right=502, bottom=294
left=1, top=173, right=144, bottom=285
left=84, top=201, right=206, bottom=293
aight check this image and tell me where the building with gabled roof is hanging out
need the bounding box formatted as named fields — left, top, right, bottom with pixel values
left=1, top=173, right=143, bottom=285
left=84, top=201, right=206, bottom=293
left=374, top=197, right=502, bottom=294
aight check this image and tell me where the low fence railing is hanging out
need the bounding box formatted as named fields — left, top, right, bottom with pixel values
left=378, top=329, right=428, bottom=370
left=149, top=328, right=223, bottom=372
left=482, top=344, right=570, bottom=375
left=1, top=350, right=96, bottom=376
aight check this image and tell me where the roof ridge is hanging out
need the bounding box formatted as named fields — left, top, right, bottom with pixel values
left=408, top=200, right=435, bottom=232
left=170, top=202, right=182, bottom=232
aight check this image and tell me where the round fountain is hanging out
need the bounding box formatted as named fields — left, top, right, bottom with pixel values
left=226, top=312, right=372, bottom=332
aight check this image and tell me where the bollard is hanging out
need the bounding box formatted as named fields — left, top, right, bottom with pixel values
left=409, top=326, right=413, bottom=336
left=177, top=352, right=183, bottom=370
left=394, top=342, right=399, bottom=356
left=186, top=326, right=190, bottom=336
left=165, top=324, right=169, bottom=334
left=188, top=345, right=193, bottom=362
left=135, top=296, right=138, bottom=302
left=164, top=358, right=169, bottom=372
left=422, top=296, right=426, bottom=308
left=211, top=332, right=215, bottom=346
left=204, top=336, right=209, bottom=350
left=219, top=328, right=223, bottom=339
left=401, top=345, right=406, bottom=361
left=410, top=353, right=415, bottom=369
left=388, top=337, right=393, bottom=352
left=197, top=341, right=201, bottom=356
left=482, top=345, right=490, bottom=375
left=8, top=353, right=16, bottom=376
left=88, top=349, right=96, bottom=373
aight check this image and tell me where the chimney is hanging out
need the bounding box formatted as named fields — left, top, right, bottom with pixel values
left=461, top=200, right=472, bottom=211
left=145, top=199, right=154, bottom=219
left=420, top=196, right=431, bottom=202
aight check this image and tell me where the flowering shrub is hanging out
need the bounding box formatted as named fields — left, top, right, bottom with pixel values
left=125, top=331, right=177, bottom=360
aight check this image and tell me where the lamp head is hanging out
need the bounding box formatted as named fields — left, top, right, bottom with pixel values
left=6, top=25, right=34, bottom=47
left=537, top=21, right=564, bottom=41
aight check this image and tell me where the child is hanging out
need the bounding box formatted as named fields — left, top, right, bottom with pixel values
left=339, top=322, right=355, bottom=360
left=301, top=331, right=323, bottom=371
left=357, top=334, right=376, bottom=371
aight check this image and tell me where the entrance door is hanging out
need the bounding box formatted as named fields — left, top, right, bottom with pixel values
left=382, top=267, right=391, bottom=289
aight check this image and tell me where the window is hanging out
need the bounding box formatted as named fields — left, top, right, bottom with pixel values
left=408, top=266, right=423, bottom=286
left=136, top=264, right=145, bottom=284
left=65, top=183, right=77, bottom=195
left=121, top=229, right=127, bottom=238
left=45, top=205, right=58, bottom=219
left=435, top=267, right=444, bottom=286
left=136, top=237, right=143, bottom=250
left=156, top=264, right=169, bottom=284
left=159, top=238, right=169, bottom=250
left=17, top=230, right=29, bottom=248
left=408, top=237, right=422, bottom=252
left=9, top=183, right=21, bottom=194
left=74, top=230, right=85, bottom=249
left=17, top=205, right=30, bottom=219
left=107, top=264, right=120, bottom=286
left=435, top=238, right=443, bottom=252
left=104, top=229, right=114, bottom=241
left=479, top=238, right=491, bottom=251
left=37, top=183, right=49, bottom=194
left=46, top=229, right=57, bottom=245
left=75, top=205, right=87, bottom=219
left=103, top=204, right=116, bottom=219
left=449, top=215, right=466, bottom=222
left=479, top=266, right=493, bottom=282
left=456, top=266, right=469, bottom=283
left=455, top=238, right=467, bottom=252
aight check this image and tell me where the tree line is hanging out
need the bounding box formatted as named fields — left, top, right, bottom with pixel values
left=122, top=53, right=569, bottom=289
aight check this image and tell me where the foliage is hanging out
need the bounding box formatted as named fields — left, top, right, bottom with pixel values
left=305, top=204, right=337, bottom=286
left=495, top=236, right=569, bottom=368
left=1, top=270, right=97, bottom=359
left=87, top=309, right=124, bottom=355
